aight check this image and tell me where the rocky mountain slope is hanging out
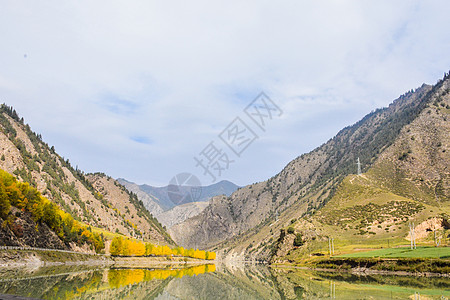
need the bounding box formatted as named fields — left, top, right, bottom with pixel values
left=170, top=73, right=450, bottom=261
left=116, top=178, right=166, bottom=216
left=118, top=178, right=239, bottom=227
left=271, top=78, right=450, bottom=262
left=118, top=178, right=239, bottom=212
left=157, top=201, right=210, bottom=228
left=0, top=104, right=174, bottom=246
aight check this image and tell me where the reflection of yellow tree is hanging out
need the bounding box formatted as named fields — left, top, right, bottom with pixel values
left=108, top=269, right=145, bottom=288
left=108, top=265, right=216, bottom=289
left=205, top=264, right=216, bottom=272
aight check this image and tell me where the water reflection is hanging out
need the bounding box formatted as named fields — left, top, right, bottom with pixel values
left=0, top=263, right=448, bottom=299
left=0, top=264, right=215, bottom=300
left=271, top=267, right=450, bottom=299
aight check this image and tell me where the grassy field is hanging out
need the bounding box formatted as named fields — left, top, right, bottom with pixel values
left=337, top=246, right=450, bottom=259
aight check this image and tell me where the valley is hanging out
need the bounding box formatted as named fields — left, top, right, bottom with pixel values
left=2, top=2, right=450, bottom=298
left=0, top=73, right=449, bottom=298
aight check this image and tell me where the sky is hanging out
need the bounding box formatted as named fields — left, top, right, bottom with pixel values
left=0, top=1, right=449, bottom=187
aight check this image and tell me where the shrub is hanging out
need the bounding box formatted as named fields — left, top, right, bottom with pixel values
left=293, top=233, right=304, bottom=247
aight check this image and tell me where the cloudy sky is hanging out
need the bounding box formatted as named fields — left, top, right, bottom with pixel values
left=1, top=1, right=449, bottom=186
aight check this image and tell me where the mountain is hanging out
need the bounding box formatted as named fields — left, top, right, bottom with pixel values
left=157, top=201, right=210, bottom=228
left=116, top=178, right=166, bottom=216
left=272, top=80, right=450, bottom=263
left=169, top=73, right=450, bottom=261
left=118, top=178, right=239, bottom=212
left=0, top=104, right=174, bottom=247
left=118, top=178, right=239, bottom=228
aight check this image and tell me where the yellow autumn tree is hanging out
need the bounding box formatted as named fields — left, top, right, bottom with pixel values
left=134, top=240, right=146, bottom=256
left=110, top=237, right=123, bottom=256
left=185, top=248, right=195, bottom=258
left=207, top=251, right=216, bottom=260
left=174, top=247, right=184, bottom=256
left=145, top=242, right=154, bottom=256
left=161, top=245, right=172, bottom=256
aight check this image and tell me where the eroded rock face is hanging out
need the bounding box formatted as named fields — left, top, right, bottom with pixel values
left=157, top=201, right=209, bottom=228
left=408, top=217, right=446, bottom=241
left=0, top=222, right=20, bottom=246
left=1, top=208, right=67, bottom=249
left=271, top=230, right=295, bottom=263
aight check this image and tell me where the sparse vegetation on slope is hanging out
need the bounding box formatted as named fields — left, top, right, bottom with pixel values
left=0, top=169, right=105, bottom=252
left=172, top=74, right=450, bottom=262
left=0, top=104, right=174, bottom=246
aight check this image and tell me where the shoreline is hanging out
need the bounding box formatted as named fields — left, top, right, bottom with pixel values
left=272, top=264, right=450, bottom=278
left=271, top=257, right=450, bottom=278
left=111, top=256, right=215, bottom=268
left=0, top=249, right=215, bottom=269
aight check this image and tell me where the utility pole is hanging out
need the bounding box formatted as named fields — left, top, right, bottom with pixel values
left=329, top=237, right=331, bottom=257
left=409, top=222, right=412, bottom=249
left=329, top=237, right=334, bottom=256
left=434, top=230, right=441, bottom=247
left=356, top=157, right=362, bottom=175
left=409, top=222, right=416, bottom=250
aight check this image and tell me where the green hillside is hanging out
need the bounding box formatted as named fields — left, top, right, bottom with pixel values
left=270, top=75, right=449, bottom=264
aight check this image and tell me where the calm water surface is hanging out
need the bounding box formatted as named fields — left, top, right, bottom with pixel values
left=0, top=263, right=448, bottom=299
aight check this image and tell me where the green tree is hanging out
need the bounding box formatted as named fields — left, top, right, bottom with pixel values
left=293, top=233, right=304, bottom=247
left=110, top=237, right=123, bottom=256
left=122, top=239, right=130, bottom=256
left=145, top=243, right=154, bottom=256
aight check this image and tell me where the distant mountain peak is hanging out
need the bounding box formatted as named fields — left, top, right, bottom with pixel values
left=118, top=178, right=240, bottom=229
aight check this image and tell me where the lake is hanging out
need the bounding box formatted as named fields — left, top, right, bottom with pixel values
left=0, top=263, right=448, bottom=299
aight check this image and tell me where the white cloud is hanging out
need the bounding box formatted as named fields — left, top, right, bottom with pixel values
left=0, top=0, right=449, bottom=186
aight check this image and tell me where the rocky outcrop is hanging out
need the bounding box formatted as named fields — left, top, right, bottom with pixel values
left=1, top=208, right=67, bottom=249
left=271, top=230, right=295, bottom=263
left=159, top=201, right=209, bottom=228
